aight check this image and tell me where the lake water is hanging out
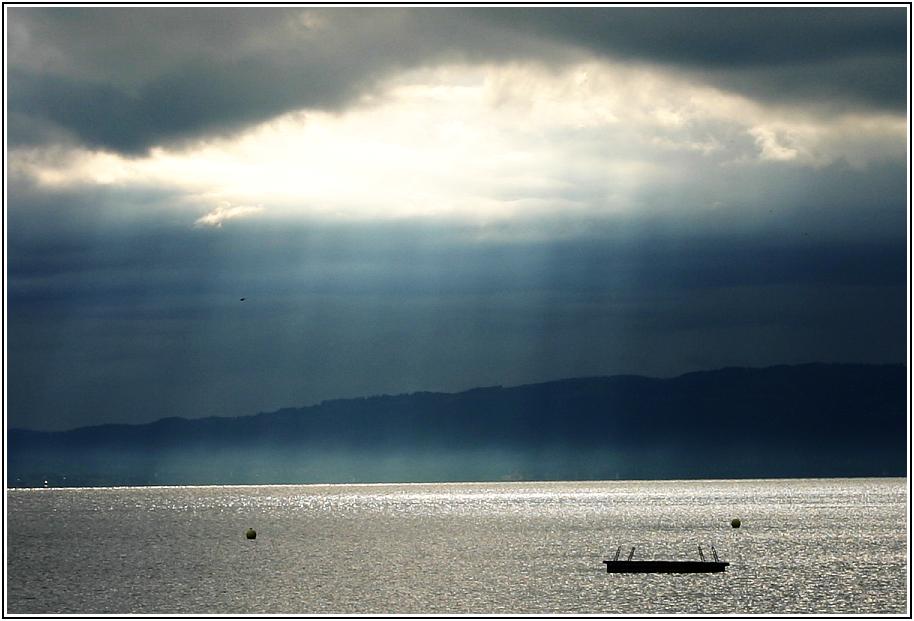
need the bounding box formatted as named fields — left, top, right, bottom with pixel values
left=5, top=478, right=908, bottom=614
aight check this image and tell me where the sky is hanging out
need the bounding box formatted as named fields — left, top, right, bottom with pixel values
left=5, top=6, right=909, bottom=431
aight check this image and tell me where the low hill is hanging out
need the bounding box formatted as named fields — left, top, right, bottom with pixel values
left=7, top=363, right=906, bottom=487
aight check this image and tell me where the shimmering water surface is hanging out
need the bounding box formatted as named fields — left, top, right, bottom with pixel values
left=6, top=478, right=908, bottom=614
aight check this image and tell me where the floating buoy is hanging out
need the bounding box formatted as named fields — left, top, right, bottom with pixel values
left=730, top=518, right=741, bottom=528
left=245, top=528, right=256, bottom=539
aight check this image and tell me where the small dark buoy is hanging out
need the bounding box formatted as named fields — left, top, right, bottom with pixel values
left=730, top=518, right=741, bottom=529
left=240, top=298, right=246, bottom=302
left=245, top=527, right=256, bottom=539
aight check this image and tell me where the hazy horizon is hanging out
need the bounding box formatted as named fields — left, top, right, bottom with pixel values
left=8, top=360, right=904, bottom=433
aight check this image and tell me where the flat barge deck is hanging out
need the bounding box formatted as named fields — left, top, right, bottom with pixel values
left=602, top=560, right=729, bottom=573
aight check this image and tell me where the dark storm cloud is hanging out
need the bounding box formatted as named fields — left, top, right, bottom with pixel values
left=497, top=8, right=904, bottom=66
left=7, top=6, right=906, bottom=153
left=7, top=8, right=381, bottom=152
left=486, top=7, right=907, bottom=110
left=6, top=7, right=545, bottom=152
left=8, top=60, right=358, bottom=153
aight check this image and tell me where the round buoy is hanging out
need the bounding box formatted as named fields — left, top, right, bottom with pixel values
left=730, top=518, right=741, bottom=529
left=245, top=528, right=257, bottom=540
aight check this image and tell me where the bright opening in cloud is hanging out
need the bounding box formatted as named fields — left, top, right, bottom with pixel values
left=10, top=61, right=905, bottom=226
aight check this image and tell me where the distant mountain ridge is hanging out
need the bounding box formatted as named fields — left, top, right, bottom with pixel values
left=8, top=363, right=907, bottom=487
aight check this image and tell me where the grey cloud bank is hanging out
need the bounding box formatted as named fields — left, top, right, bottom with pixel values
left=7, top=6, right=907, bottom=153
left=490, top=8, right=907, bottom=109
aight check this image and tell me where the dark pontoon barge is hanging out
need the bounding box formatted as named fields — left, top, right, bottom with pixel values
left=603, top=545, right=729, bottom=574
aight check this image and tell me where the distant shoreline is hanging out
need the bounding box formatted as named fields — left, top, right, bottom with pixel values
left=7, top=474, right=908, bottom=492
left=8, top=363, right=907, bottom=488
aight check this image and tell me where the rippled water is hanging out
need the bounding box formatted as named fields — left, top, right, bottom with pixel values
left=5, top=478, right=908, bottom=614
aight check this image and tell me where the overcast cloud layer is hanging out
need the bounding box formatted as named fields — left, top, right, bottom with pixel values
left=6, top=6, right=908, bottom=430
left=8, top=7, right=907, bottom=152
